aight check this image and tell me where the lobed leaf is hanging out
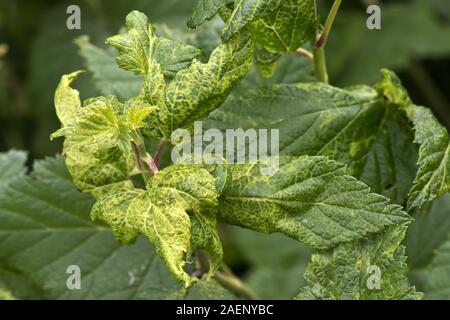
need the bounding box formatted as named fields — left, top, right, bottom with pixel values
left=106, top=10, right=202, bottom=77
left=297, top=225, right=422, bottom=300
left=53, top=70, right=84, bottom=128
left=247, top=0, right=316, bottom=53
left=52, top=81, right=135, bottom=192
left=92, top=164, right=221, bottom=283
left=218, top=156, right=412, bottom=250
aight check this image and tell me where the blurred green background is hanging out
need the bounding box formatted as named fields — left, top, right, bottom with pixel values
left=0, top=0, right=449, bottom=299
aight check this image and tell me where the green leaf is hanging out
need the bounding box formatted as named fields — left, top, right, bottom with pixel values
left=52, top=77, right=134, bottom=191
left=148, top=164, right=219, bottom=211
left=297, top=225, right=423, bottom=300
left=106, top=10, right=202, bottom=77
left=407, top=195, right=450, bottom=271
left=148, top=165, right=222, bottom=278
left=54, top=70, right=84, bottom=128
left=92, top=187, right=192, bottom=284
left=157, top=31, right=253, bottom=138
left=218, top=156, right=412, bottom=250
left=0, top=267, right=41, bottom=300
left=206, top=84, right=384, bottom=177
left=359, top=106, right=418, bottom=206
left=377, top=69, right=450, bottom=210
left=206, top=76, right=423, bottom=206
left=187, top=0, right=229, bottom=28
left=0, top=150, right=27, bottom=189
left=92, top=164, right=221, bottom=284
left=247, top=0, right=316, bottom=53
left=406, top=195, right=450, bottom=292
left=0, top=157, right=183, bottom=299
left=189, top=212, right=223, bottom=276
left=75, top=35, right=142, bottom=100
left=221, top=0, right=316, bottom=53
left=206, top=82, right=416, bottom=206
left=222, top=0, right=282, bottom=40
left=91, top=188, right=145, bottom=245
left=424, top=232, right=450, bottom=299
left=184, top=278, right=236, bottom=299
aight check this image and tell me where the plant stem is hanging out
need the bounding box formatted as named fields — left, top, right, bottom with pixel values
left=312, top=0, right=342, bottom=83
left=214, top=265, right=257, bottom=300
left=154, top=141, right=168, bottom=166
left=313, top=46, right=329, bottom=83
left=130, top=131, right=158, bottom=184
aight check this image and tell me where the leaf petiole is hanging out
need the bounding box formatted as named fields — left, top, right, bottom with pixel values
left=130, top=130, right=159, bottom=184
left=154, top=140, right=168, bottom=167
left=214, top=265, right=257, bottom=300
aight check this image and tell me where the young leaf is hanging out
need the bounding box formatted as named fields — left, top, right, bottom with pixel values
left=359, top=106, right=418, bottom=206
left=126, top=103, right=156, bottom=130
left=377, top=69, right=450, bottom=210
left=53, top=70, right=84, bottom=127
left=296, top=225, right=423, bottom=300
left=52, top=76, right=134, bottom=191
left=218, top=156, right=411, bottom=250
left=106, top=10, right=202, bottom=77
